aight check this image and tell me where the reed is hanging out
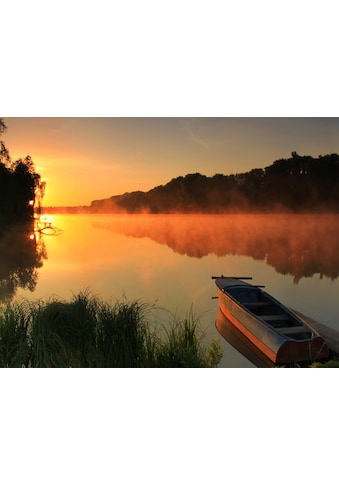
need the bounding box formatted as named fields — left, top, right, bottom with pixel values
left=150, top=310, right=223, bottom=368
left=95, top=298, right=151, bottom=367
left=0, top=291, right=223, bottom=368
left=0, top=300, right=31, bottom=367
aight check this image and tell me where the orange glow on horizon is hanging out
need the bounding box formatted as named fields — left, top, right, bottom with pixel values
left=4, top=117, right=339, bottom=207
left=39, top=214, right=54, bottom=225
left=30, top=154, right=162, bottom=207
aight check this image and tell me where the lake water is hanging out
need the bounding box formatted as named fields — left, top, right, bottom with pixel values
left=2, top=213, right=339, bottom=367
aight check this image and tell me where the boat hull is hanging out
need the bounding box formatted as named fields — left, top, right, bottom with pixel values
left=215, top=278, right=329, bottom=365
left=215, top=308, right=276, bottom=367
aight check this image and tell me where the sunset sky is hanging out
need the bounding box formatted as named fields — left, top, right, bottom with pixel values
left=3, top=117, right=339, bottom=207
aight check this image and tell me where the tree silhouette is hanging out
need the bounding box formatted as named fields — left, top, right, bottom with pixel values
left=0, top=119, right=11, bottom=167
left=0, top=119, right=45, bottom=226
left=89, top=152, right=339, bottom=214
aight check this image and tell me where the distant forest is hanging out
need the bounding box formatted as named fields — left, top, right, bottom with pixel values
left=85, top=152, right=339, bottom=214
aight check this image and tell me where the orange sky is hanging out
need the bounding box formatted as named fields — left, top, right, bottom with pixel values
left=3, top=117, right=339, bottom=207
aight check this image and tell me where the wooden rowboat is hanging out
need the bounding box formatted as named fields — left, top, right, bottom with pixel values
left=213, top=276, right=329, bottom=365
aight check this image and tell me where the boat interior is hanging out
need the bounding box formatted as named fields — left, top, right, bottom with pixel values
left=223, top=285, right=313, bottom=340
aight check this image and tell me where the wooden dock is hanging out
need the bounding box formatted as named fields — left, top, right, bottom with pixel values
left=291, top=309, right=339, bottom=358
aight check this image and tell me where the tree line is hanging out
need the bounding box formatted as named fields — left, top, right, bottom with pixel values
left=90, top=152, right=339, bottom=213
left=0, top=119, right=45, bottom=227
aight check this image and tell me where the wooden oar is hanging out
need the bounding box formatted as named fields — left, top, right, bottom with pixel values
left=211, top=276, right=253, bottom=280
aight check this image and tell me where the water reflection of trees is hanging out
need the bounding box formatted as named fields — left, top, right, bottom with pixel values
left=0, top=227, right=47, bottom=302
left=93, top=214, right=339, bottom=282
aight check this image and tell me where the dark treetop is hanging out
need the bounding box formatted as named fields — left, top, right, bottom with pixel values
left=88, top=152, right=339, bottom=214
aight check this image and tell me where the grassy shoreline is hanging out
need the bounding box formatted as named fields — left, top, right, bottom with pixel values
left=0, top=291, right=223, bottom=368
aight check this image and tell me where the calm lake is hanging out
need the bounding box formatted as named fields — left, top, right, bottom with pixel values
left=2, top=213, right=339, bottom=367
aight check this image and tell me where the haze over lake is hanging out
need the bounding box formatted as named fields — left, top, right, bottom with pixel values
left=2, top=213, right=339, bottom=367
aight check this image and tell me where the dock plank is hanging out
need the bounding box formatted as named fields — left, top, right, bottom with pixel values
left=290, top=309, right=339, bottom=356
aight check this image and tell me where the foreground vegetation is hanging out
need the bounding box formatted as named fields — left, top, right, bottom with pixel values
left=310, top=360, right=339, bottom=368
left=0, top=292, right=223, bottom=368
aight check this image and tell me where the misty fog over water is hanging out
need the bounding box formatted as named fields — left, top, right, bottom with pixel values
left=93, top=214, right=339, bottom=282
left=3, top=213, right=339, bottom=367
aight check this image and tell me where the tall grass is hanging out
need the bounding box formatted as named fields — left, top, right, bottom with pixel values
left=147, top=310, right=223, bottom=367
left=0, top=291, right=223, bottom=368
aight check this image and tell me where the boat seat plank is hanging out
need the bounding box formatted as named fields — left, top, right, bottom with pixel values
left=278, top=326, right=310, bottom=335
left=243, top=302, right=271, bottom=307
left=260, top=314, right=289, bottom=321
